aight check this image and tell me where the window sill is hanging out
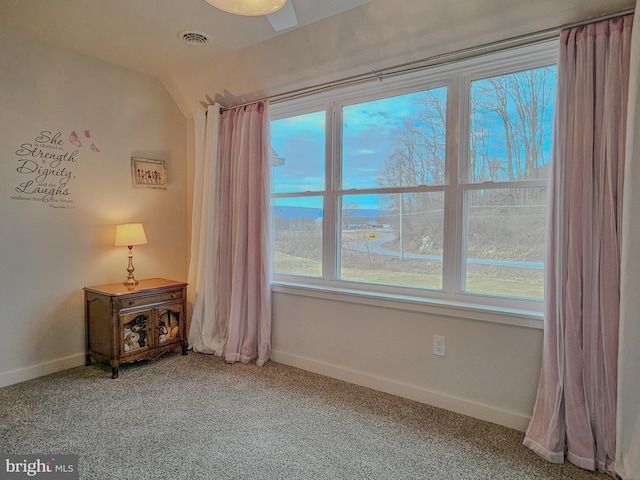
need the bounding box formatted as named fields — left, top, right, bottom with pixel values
left=271, top=281, right=544, bottom=329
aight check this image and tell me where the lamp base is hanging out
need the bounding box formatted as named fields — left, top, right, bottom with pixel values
left=123, top=246, right=139, bottom=287
left=122, top=278, right=139, bottom=287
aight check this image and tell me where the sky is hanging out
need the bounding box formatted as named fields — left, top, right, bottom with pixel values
left=270, top=66, right=555, bottom=211
left=270, top=90, right=428, bottom=204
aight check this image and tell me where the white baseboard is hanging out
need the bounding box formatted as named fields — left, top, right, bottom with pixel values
left=1, top=350, right=532, bottom=431
left=271, top=349, right=531, bottom=432
left=0, top=354, right=86, bottom=388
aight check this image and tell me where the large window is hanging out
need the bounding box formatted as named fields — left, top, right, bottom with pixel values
left=271, top=42, right=557, bottom=312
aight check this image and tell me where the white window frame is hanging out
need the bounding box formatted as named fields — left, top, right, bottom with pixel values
left=270, top=40, right=558, bottom=327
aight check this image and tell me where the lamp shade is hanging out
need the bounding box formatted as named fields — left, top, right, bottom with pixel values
left=115, top=223, right=148, bottom=247
left=204, top=0, right=286, bottom=16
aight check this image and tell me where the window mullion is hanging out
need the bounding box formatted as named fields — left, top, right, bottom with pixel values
left=323, top=102, right=339, bottom=281
left=442, top=74, right=462, bottom=295
left=462, top=179, right=549, bottom=190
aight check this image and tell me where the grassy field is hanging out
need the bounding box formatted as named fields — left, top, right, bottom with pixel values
left=273, top=251, right=543, bottom=299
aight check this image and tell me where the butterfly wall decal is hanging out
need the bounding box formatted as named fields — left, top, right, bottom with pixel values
left=69, top=130, right=82, bottom=147
left=69, top=130, right=101, bottom=152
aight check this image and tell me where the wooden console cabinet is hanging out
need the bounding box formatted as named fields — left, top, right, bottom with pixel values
left=84, top=278, right=188, bottom=378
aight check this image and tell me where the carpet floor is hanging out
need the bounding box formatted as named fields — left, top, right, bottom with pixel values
left=0, top=352, right=605, bottom=480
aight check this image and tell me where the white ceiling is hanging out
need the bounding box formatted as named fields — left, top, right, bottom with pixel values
left=0, top=0, right=374, bottom=78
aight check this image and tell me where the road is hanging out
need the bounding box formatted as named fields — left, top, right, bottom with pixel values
left=345, top=232, right=544, bottom=270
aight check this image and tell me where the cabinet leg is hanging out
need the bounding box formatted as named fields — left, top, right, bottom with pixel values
left=111, top=367, right=119, bottom=379
left=85, top=354, right=92, bottom=366
left=181, top=343, right=188, bottom=356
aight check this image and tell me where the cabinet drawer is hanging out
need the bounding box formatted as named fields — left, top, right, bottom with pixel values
left=119, top=289, right=183, bottom=309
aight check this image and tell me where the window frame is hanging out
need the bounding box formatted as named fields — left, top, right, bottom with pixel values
left=270, top=40, right=558, bottom=323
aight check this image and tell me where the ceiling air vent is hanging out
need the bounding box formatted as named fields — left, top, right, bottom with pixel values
left=178, top=31, right=211, bottom=46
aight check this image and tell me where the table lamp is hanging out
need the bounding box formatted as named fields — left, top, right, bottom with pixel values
left=115, top=223, right=147, bottom=286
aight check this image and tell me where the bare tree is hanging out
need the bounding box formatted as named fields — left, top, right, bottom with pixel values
left=470, top=67, right=556, bottom=182
left=377, top=88, right=447, bottom=190
left=374, top=66, right=555, bottom=258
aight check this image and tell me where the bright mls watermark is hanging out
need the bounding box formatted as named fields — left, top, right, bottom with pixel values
left=1, top=456, right=78, bottom=479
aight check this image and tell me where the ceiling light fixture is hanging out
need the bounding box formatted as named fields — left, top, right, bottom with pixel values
left=203, top=0, right=287, bottom=16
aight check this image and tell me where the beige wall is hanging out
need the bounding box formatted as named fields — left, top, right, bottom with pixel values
left=271, top=290, right=543, bottom=431
left=0, top=28, right=188, bottom=386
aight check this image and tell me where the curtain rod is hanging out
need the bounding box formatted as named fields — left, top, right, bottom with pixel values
left=217, top=7, right=634, bottom=112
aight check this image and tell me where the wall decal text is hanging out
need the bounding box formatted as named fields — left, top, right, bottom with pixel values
left=10, top=129, right=100, bottom=209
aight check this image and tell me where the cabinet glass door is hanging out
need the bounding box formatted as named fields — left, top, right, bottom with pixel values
left=120, top=310, right=151, bottom=356
left=157, top=303, right=183, bottom=345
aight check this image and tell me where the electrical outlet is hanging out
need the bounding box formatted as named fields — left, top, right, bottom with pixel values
left=433, top=335, right=446, bottom=357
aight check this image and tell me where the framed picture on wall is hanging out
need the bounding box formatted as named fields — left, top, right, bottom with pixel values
left=131, top=157, right=167, bottom=189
